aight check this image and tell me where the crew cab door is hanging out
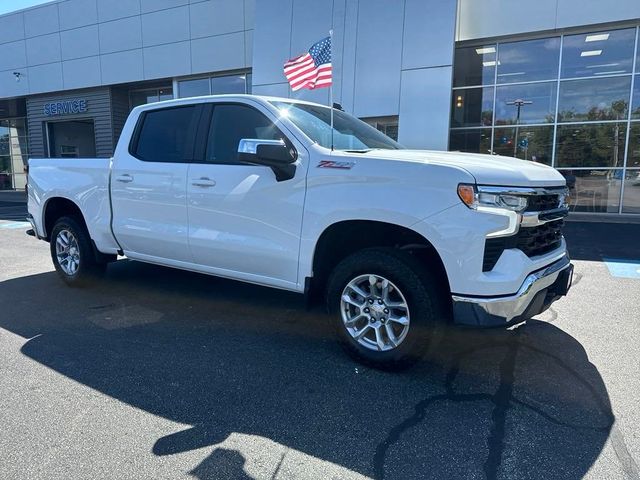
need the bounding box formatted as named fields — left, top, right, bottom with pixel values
left=187, top=102, right=307, bottom=288
left=111, top=105, right=201, bottom=262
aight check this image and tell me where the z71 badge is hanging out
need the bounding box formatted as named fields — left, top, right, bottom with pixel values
left=317, top=160, right=355, bottom=169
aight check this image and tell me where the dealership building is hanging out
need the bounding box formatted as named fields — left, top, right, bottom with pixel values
left=1, top=0, right=639, bottom=216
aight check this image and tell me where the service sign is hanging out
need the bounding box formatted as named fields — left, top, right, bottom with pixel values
left=44, top=99, right=88, bottom=117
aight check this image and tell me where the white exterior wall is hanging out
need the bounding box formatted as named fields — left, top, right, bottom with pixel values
left=3, top=0, right=639, bottom=151
left=0, top=0, right=255, bottom=98
left=457, top=0, right=640, bottom=41
left=1, top=0, right=459, bottom=150
left=251, top=0, right=458, bottom=150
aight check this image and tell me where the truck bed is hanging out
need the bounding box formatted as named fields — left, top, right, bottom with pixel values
left=27, top=158, right=120, bottom=254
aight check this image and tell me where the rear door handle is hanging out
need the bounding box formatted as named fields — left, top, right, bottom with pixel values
left=115, top=174, right=133, bottom=183
left=191, top=177, right=216, bottom=187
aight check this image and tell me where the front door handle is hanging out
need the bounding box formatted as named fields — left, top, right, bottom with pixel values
left=115, top=174, right=133, bottom=183
left=191, top=177, right=216, bottom=187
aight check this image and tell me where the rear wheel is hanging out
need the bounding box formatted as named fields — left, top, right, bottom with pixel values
left=50, top=216, right=106, bottom=287
left=327, top=248, right=443, bottom=370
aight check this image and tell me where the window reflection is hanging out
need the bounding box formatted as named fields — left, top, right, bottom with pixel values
left=560, top=169, right=621, bottom=213
left=495, top=82, right=557, bottom=125
left=362, top=116, right=399, bottom=141
left=561, top=28, right=635, bottom=78
left=130, top=87, right=173, bottom=108
left=631, top=76, right=640, bottom=120
left=492, top=126, right=553, bottom=164
left=450, top=26, right=640, bottom=214
left=622, top=170, right=640, bottom=213
left=449, top=129, right=492, bottom=154
left=0, top=156, right=12, bottom=190
left=450, top=87, right=494, bottom=127
left=159, top=88, right=173, bottom=101
left=556, top=123, right=627, bottom=168
left=497, top=37, right=560, bottom=84
left=178, top=73, right=250, bottom=99
left=211, top=75, right=247, bottom=94
left=0, top=118, right=28, bottom=190
left=453, top=45, right=496, bottom=87
left=178, top=78, right=210, bottom=98
left=626, top=123, right=640, bottom=168
left=558, top=76, right=630, bottom=122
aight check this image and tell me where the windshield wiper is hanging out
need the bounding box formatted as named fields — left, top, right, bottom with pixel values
left=342, top=149, right=374, bottom=153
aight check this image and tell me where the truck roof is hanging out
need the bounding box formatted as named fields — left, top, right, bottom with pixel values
left=131, top=94, right=330, bottom=114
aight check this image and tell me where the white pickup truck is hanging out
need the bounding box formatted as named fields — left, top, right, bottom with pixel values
left=26, top=95, right=573, bottom=368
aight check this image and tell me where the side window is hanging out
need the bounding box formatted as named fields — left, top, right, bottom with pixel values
left=205, top=104, right=283, bottom=164
left=133, top=106, right=198, bottom=162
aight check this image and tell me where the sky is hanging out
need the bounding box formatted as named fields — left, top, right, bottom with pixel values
left=0, top=0, right=55, bottom=16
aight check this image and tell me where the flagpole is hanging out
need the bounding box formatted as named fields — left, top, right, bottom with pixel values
left=329, top=29, right=334, bottom=152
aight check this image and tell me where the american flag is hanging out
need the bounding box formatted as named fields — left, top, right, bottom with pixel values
left=284, top=36, right=332, bottom=91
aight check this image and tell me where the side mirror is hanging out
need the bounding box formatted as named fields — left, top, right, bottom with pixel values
left=238, top=139, right=297, bottom=182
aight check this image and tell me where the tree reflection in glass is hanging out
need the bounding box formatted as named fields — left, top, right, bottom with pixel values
left=556, top=124, right=627, bottom=168
left=558, top=77, right=630, bottom=122
left=493, top=126, right=553, bottom=164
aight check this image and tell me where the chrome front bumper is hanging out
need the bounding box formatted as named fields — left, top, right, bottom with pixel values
left=451, top=255, right=574, bottom=327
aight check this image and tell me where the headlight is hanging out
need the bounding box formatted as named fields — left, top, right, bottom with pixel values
left=457, top=184, right=529, bottom=212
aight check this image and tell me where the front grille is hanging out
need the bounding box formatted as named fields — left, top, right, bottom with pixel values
left=526, top=194, right=559, bottom=212
left=482, top=219, right=564, bottom=271
left=516, top=220, right=564, bottom=257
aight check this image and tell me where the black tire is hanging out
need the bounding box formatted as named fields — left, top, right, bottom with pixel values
left=49, top=215, right=106, bottom=287
left=326, top=248, right=444, bottom=370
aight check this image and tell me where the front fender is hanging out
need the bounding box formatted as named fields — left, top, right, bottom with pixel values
left=297, top=160, right=471, bottom=283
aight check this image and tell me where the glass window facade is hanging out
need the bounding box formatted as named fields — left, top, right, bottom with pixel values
left=493, top=125, right=554, bottom=164
left=453, top=45, right=496, bottom=87
left=361, top=116, right=399, bottom=141
left=450, top=87, right=494, bottom=127
left=0, top=118, right=28, bottom=190
left=130, top=87, right=173, bottom=109
left=177, top=72, right=251, bottom=98
left=561, top=29, right=636, bottom=78
left=497, top=38, right=560, bottom=84
left=451, top=26, right=640, bottom=214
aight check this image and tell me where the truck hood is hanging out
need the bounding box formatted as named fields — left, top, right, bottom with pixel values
left=361, top=149, right=566, bottom=187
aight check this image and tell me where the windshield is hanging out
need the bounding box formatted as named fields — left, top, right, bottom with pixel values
left=271, top=101, right=403, bottom=151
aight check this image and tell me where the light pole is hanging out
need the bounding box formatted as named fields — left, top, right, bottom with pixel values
left=506, top=98, right=532, bottom=158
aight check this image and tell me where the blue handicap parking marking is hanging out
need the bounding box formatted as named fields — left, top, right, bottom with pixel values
left=0, top=222, right=31, bottom=229
left=603, top=258, right=640, bottom=279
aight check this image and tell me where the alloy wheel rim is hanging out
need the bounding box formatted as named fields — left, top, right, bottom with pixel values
left=55, top=229, right=80, bottom=276
left=340, top=274, right=410, bottom=352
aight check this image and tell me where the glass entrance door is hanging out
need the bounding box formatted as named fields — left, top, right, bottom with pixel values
left=0, top=118, right=28, bottom=190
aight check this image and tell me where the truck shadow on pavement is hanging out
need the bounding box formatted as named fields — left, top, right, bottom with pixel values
left=0, top=260, right=613, bottom=479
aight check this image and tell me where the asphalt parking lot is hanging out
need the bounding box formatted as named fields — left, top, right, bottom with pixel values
left=1, top=194, right=639, bottom=479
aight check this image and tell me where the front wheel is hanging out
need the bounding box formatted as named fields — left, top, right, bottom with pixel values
left=50, top=216, right=106, bottom=287
left=327, top=248, right=443, bottom=370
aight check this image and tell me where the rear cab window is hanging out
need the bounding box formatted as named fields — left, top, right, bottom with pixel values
left=130, top=105, right=200, bottom=163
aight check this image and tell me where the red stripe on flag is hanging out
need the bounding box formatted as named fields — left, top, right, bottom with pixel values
left=289, top=67, right=324, bottom=87
left=290, top=67, right=332, bottom=90
left=284, top=56, right=313, bottom=73
left=287, top=64, right=318, bottom=82
left=284, top=53, right=309, bottom=67
left=284, top=51, right=332, bottom=91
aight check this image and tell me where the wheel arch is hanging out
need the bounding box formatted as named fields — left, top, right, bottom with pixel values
left=308, top=220, right=451, bottom=315
left=43, top=197, right=88, bottom=241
